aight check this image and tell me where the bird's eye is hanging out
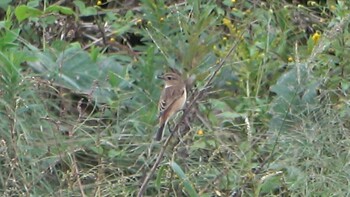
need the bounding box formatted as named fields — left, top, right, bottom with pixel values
left=167, top=76, right=172, bottom=80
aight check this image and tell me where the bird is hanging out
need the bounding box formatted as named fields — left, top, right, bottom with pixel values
left=155, top=72, right=187, bottom=141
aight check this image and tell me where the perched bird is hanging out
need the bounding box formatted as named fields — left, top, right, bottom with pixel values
left=155, top=72, right=187, bottom=141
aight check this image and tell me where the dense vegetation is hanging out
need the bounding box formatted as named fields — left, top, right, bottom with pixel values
left=1, top=0, right=350, bottom=196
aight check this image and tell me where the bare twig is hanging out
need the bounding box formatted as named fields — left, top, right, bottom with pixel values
left=71, top=152, right=86, bottom=197
left=137, top=35, right=242, bottom=197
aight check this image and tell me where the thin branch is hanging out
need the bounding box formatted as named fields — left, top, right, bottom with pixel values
left=72, top=152, right=86, bottom=197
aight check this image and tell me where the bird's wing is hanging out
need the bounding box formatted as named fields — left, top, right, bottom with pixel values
left=158, top=85, right=185, bottom=117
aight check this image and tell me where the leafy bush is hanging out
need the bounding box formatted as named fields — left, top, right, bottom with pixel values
left=0, top=0, right=350, bottom=196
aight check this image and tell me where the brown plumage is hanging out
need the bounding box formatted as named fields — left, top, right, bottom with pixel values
left=155, top=72, right=187, bottom=141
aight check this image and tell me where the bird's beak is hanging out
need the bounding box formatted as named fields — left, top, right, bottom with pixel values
left=157, top=74, right=164, bottom=80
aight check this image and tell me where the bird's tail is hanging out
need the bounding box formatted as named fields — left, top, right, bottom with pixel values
left=155, top=123, right=165, bottom=141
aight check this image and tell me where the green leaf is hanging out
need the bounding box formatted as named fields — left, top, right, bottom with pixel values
left=15, top=5, right=42, bottom=22
left=0, top=0, right=11, bottom=10
left=27, top=0, right=40, bottom=7
left=73, top=0, right=97, bottom=16
left=108, top=71, right=119, bottom=87
left=89, top=46, right=100, bottom=62
left=90, top=146, right=103, bottom=155
left=0, top=28, right=20, bottom=50
left=107, top=149, right=123, bottom=158
left=112, top=23, right=133, bottom=36
left=27, top=46, right=120, bottom=103
left=170, top=162, right=198, bottom=197
left=155, top=165, right=167, bottom=191
left=269, top=63, right=319, bottom=132
left=210, top=99, right=231, bottom=111
left=73, top=0, right=85, bottom=10
left=256, top=172, right=283, bottom=195
left=218, top=111, right=243, bottom=119
left=45, top=5, right=75, bottom=15
left=0, top=51, right=20, bottom=81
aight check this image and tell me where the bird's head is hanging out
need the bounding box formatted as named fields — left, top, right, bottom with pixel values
left=157, top=72, right=183, bottom=87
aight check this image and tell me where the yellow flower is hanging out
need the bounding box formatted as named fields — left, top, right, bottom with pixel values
left=160, top=17, right=164, bottom=22
left=312, top=31, right=321, bottom=43
left=307, top=1, right=317, bottom=6
left=288, top=56, right=293, bottom=62
left=96, top=0, right=102, bottom=6
left=197, top=129, right=204, bottom=136
left=215, top=190, right=222, bottom=196
left=109, top=37, right=115, bottom=42
left=231, top=0, right=236, bottom=3
left=135, top=19, right=142, bottom=25
left=222, top=18, right=232, bottom=27
left=330, top=5, right=336, bottom=11
left=222, top=36, right=227, bottom=41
